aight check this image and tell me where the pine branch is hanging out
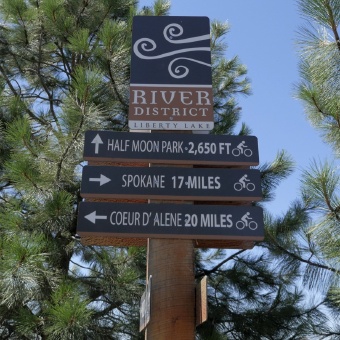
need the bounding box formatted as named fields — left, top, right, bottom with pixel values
left=324, top=1, right=340, bottom=51
left=55, top=105, right=84, bottom=183
left=0, top=64, right=48, bottom=127
left=37, top=30, right=61, bottom=132
left=292, top=299, right=325, bottom=318
left=93, top=301, right=123, bottom=318
left=195, top=249, right=247, bottom=278
left=314, top=330, right=340, bottom=339
left=55, top=42, right=72, bottom=80
left=268, top=237, right=337, bottom=273
left=16, top=8, right=29, bottom=46
left=311, top=94, right=330, bottom=117
left=75, top=0, right=90, bottom=27
left=69, top=259, right=93, bottom=271
left=107, top=60, right=129, bottom=109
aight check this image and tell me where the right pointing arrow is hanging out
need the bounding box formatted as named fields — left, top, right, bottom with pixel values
left=91, top=134, right=103, bottom=154
left=85, top=211, right=107, bottom=224
left=89, top=174, right=111, bottom=186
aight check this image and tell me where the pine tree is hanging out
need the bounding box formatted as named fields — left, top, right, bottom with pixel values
left=196, top=0, right=340, bottom=338
left=0, top=0, right=148, bottom=338
left=292, top=0, right=340, bottom=337
left=218, top=0, right=340, bottom=338
left=0, top=0, right=335, bottom=339
left=195, top=153, right=333, bottom=339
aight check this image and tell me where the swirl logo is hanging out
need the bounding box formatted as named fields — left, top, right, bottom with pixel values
left=133, top=23, right=211, bottom=79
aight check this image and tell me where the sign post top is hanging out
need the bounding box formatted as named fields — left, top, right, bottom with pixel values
left=129, top=16, right=214, bottom=131
left=130, top=16, right=211, bottom=86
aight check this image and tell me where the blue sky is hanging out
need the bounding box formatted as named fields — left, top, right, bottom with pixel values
left=140, top=0, right=333, bottom=215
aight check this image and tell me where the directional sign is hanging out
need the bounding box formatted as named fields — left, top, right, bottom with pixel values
left=83, top=131, right=259, bottom=166
left=77, top=202, right=264, bottom=241
left=80, top=166, right=262, bottom=202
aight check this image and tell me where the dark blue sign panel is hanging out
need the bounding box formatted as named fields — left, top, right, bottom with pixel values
left=80, top=166, right=262, bottom=202
left=129, top=16, right=214, bottom=130
left=83, top=130, right=259, bottom=166
left=77, top=202, right=264, bottom=241
left=130, top=16, right=211, bottom=85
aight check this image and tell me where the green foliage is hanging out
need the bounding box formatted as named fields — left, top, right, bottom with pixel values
left=0, top=0, right=145, bottom=337
left=45, top=281, right=94, bottom=340
left=211, top=21, right=251, bottom=135
left=298, top=0, right=340, bottom=28
left=0, top=231, right=57, bottom=308
left=291, top=0, right=340, bottom=336
left=259, top=150, right=295, bottom=202
left=302, top=160, right=340, bottom=211
left=296, top=0, right=340, bottom=152
left=45, top=190, right=74, bottom=220
left=296, top=0, right=340, bottom=268
left=14, top=306, right=42, bottom=338
left=5, top=153, right=42, bottom=191
left=196, top=244, right=329, bottom=339
left=152, top=0, right=171, bottom=16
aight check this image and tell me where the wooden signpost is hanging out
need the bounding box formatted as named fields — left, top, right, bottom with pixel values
left=76, top=15, right=264, bottom=340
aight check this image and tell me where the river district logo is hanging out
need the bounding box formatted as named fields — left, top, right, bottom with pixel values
left=128, top=16, right=214, bottom=131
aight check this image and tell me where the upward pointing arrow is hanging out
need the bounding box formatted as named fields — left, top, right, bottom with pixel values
left=91, top=134, right=103, bottom=154
left=85, top=211, right=107, bottom=224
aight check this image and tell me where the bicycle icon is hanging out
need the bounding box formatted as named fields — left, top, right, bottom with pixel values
left=236, top=212, right=258, bottom=230
left=232, top=141, right=253, bottom=157
left=234, top=175, right=255, bottom=191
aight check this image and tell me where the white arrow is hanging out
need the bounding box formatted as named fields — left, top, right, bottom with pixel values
left=85, top=211, right=107, bottom=224
left=89, top=174, right=111, bottom=186
left=91, top=134, right=103, bottom=154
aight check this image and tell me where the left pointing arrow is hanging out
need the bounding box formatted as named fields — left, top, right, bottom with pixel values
left=89, top=174, right=111, bottom=186
left=85, top=211, right=107, bottom=224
